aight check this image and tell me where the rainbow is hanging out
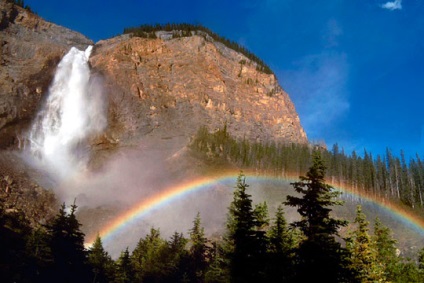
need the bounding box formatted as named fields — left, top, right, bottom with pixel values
left=85, top=171, right=424, bottom=247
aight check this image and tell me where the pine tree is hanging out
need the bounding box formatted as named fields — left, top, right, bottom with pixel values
left=189, top=212, right=208, bottom=282
left=116, top=248, right=135, bottom=283
left=373, top=217, right=399, bottom=281
left=285, top=151, right=348, bottom=282
left=0, top=199, right=34, bottom=282
left=225, top=172, right=267, bottom=282
left=267, top=205, right=295, bottom=282
left=165, top=232, right=190, bottom=282
left=131, top=227, right=168, bottom=281
left=88, top=235, right=115, bottom=283
left=418, top=247, right=424, bottom=271
left=346, top=205, right=386, bottom=282
left=45, top=202, right=91, bottom=283
left=205, top=241, right=229, bottom=283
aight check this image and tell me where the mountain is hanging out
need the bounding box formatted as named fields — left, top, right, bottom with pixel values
left=0, top=3, right=306, bottom=224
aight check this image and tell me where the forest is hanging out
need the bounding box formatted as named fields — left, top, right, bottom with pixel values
left=191, top=125, right=424, bottom=213
left=2, top=152, right=424, bottom=282
left=123, top=23, right=273, bottom=75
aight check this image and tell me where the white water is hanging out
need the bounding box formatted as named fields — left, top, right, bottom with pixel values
left=27, top=46, right=106, bottom=181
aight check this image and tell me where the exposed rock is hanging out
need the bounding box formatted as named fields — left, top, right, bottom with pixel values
left=0, top=2, right=92, bottom=225
left=0, top=1, right=93, bottom=148
left=90, top=34, right=307, bottom=151
left=0, top=151, right=57, bottom=226
left=0, top=3, right=307, bottom=227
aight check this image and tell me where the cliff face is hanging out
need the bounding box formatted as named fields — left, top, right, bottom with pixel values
left=0, top=2, right=92, bottom=224
left=90, top=33, right=307, bottom=148
left=0, top=1, right=93, bottom=148
left=0, top=4, right=307, bottom=224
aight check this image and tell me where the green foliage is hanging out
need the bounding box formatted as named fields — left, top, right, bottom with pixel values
left=373, top=217, right=399, bottom=280
left=225, top=173, right=269, bottom=282
left=346, top=206, right=386, bottom=282
left=189, top=213, right=208, bottom=282
left=116, top=248, right=135, bottom=283
left=123, top=23, right=273, bottom=74
left=267, top=205, right=296, bottom=282
left=2, top=148, right=424, bottom=282
left=191, top=126, right=424, bottom=212
left=45, top=202, right=91, bottom=282
left=285, top=152, right=349, bottom=283
left=88, top=235, right=116, bottom=283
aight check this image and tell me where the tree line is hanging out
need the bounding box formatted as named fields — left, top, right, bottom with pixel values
left=7, top=0, right=33, bottom=12
left=123, top=23, right=273, bottom=74
left=191, top=125, right=424, bottom=212
left=2, top=153, right=424, bottom=282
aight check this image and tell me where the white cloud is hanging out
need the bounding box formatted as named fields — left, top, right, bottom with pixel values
left=381, top=0, right=402, bottom=10
left=279, top=52, right=350, bottom=143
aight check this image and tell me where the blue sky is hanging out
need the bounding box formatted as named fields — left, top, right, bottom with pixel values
left=25, top=0, right=424, bottom=158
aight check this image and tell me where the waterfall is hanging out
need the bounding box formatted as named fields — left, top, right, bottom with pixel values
left=27, top=46, right=106, bottom=181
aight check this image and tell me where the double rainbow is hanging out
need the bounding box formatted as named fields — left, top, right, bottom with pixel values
left=85, top=171, right=424, bottom=246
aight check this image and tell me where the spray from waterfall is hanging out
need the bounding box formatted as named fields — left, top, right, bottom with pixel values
left=27, top=46, right=106, bottom=182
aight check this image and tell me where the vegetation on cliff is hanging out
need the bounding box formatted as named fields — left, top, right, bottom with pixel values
left=123, top=23, right=273, bottom=74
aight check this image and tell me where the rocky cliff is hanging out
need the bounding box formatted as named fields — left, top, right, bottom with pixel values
left=90, top=33, right=307, bottom=149
left=0, top=3, right=307, bottom=224
left=0, top=2, right=92, bottom=224
left=0, top=1, right=93, bottom=148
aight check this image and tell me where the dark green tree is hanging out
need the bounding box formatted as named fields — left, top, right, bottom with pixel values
left=88, top=235, right=115, bottom=283
left=225, top=172, right=268, bottom=282
left=116, top=248, right=135, bottom=283
left=285, top=151, right=348, bottom=282
left=267, top=205, right=295, bottom=282
left=205, top=241, right=229, bottom=283
left=45, top=202, right=91, bottom=283
left=418, top=247, right=424, bottom=271
left=373, top=217, right=399, bottom=281
left=346, top=206, right=385, bottom=282
left=0, top=199, right=34, bottom=283
left=165, top=232, right=190, bottom=282
left=131, top=227, right=168, bottom=282
left=189, top=212, right=208, bottom=282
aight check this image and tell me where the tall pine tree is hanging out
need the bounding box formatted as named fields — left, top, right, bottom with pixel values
left=225, top=172, right=268, bottom=282
left=45, top=202, right=91, bottom=283
left=285, top=151, right=348, bottom=282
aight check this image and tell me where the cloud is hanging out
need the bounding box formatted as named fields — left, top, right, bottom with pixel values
left=279, top=52, right=350, bottom=143
left=381, top=0, right=402, bottom=10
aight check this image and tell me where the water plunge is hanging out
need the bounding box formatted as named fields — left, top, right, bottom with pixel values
left=26, top=46, right=106, bottom=182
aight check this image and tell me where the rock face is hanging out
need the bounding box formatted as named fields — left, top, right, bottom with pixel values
left=0, top=2, right=93, bottom=148
left=90, top=34, right=307, bottom=148
left=0, top=2, right=92, bottom=223
left=0, top=3, right=307, bottom=225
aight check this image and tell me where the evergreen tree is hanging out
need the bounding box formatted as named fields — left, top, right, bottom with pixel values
left=418, top=247, right=424, bottom=271
left=205, top=241, right=229, bottom=283
left=165, top=232, right=190, bottom=282
left=131, top=227, right=168, bottom=282
left=285, top=151, right=348, bottom=282
left=225, top=172, right=267, bottom=282
left=0, top=200, right=34, bottom=283
left=373, top=217, right=399, bottom=281
left=116, top=248, right=135, bottom=283
left=346, top=205, right=385, bottom=282
left=267, top=205, right=295, bottom=282
left=189, top=212, right=208, bottom=282
left=88, top=235, right=115, bottom=283
left=45, top=202, right=91, bottom=283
